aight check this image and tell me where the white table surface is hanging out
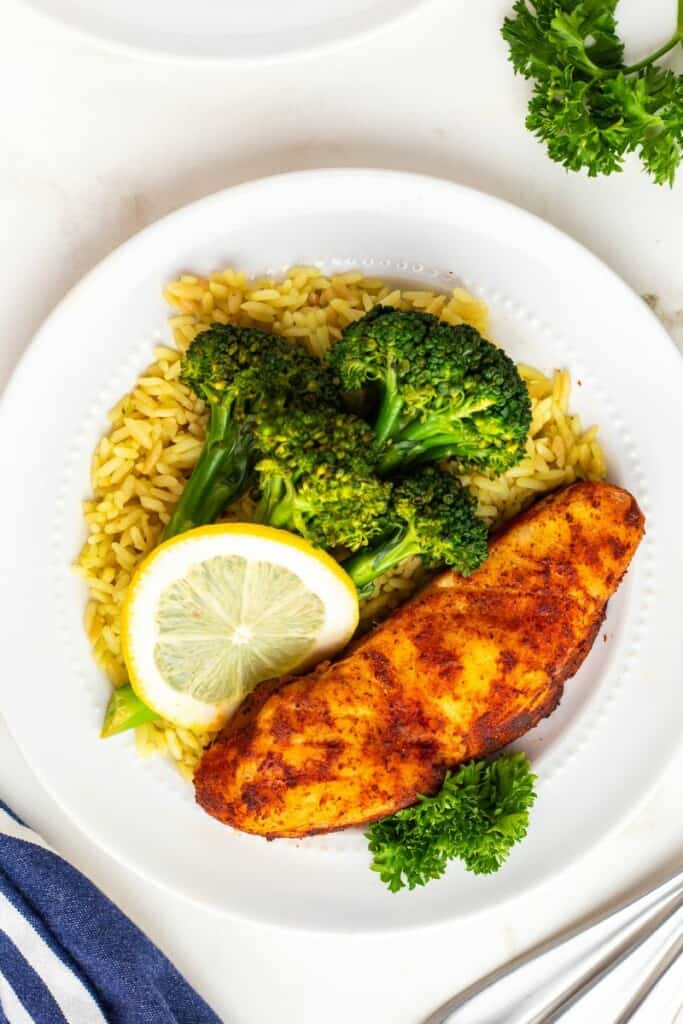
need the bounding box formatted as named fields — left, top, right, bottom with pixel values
left=2, top=1, right=683, bottom=1021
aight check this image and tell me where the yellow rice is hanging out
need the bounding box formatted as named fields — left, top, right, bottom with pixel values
left=75, top=266, right=607, bottom=779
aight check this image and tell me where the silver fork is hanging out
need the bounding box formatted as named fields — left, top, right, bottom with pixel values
left=612, top=914, right=683, bottom=1024
left=423, top=865, right=683, bottom=1024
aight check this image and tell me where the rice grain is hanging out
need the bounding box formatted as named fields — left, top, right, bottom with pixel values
left=76, top=266, right=607, bottom=779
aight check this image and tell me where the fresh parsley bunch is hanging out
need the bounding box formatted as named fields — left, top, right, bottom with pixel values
left=502, top=1, right=683, bottom=184
left=366, top=753, right=537, bottom=892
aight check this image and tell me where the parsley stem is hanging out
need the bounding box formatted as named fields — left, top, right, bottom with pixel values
left=621, top=0, right=683, bottom=77
left=622, top=32, right=682, bottom=75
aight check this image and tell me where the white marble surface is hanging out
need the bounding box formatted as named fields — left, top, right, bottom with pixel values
left=2, top=1, right=683, bottom=1020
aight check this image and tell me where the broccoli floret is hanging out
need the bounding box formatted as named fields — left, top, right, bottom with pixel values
left=164, top=325, right=340, bottom=539
left=342, top=465, right=488, bottom=596
left=252, top=407, right=392, bottom=552
left=181, top=324, right=340, bottom=411
left=328, top=306, right=531, bottom=477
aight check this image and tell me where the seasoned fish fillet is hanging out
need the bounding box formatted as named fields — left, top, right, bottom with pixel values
left=195, top=482, right=644, bottom=838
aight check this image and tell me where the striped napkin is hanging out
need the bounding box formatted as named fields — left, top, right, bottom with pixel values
left=0, top=801, right=220, bottom=1023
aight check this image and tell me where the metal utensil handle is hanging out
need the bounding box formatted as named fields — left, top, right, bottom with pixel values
left=424, top=864, right=683, bottom=1024
left=613, top=915, right=683, bottom=1024
left=527, top=893, right=683, bottom=1024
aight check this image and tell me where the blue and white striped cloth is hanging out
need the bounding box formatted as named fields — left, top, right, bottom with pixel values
left=0, top=801, right=221, bottom=1023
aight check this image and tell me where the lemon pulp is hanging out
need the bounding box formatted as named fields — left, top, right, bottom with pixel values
left=154, top=554, right=325, bottom=703
left=121, top=523, right=358, bottom=730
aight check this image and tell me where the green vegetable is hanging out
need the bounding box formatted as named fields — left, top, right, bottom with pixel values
left=502, top=0, right=683, bottom=185
left=100, top=684, right=159, bottom=738
left=164, top=324, right=340, bottom=540
left=252, top=406, right=392, bottom=552
left=366, top=752, right=537, bottom=891
left=343, top=465, right=488, bottom=596
left=101, top=331, right=348, bottom=739
left=328, top=306, right=530, bottom=477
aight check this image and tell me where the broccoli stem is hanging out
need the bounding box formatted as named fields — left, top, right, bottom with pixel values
left=101, top=684, right=159, bottom=738
left=343, top=525, right=418, bottom=595
left=162, top=402, right=251, bottom=541
left=103, top=400, right=251, bottom=741
left=374, top=369, right=404, bottom=446
left=376, top=401, right=498, bottom=474
left=377, top=428, right=464, bottom=474
left=254, top=482, right=315, bottom=541
left=192, top=427, right=251, bottom=526
left=410, top=442, right=482, bottom=465
left=381, top=433, right=491, bottom=474
left=253, top=476, right=291, bottom=527
left=377, top=442, right=415, bottom=476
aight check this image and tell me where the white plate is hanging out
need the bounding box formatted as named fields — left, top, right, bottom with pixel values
left=1, top=169, right=682, bottom=932
left=23, top=0, right=431, bottom=62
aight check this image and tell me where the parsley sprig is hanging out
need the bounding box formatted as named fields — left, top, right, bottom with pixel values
left=366, top=753, right=537, bottom=892
left=502, top=1, right=683, bottom=184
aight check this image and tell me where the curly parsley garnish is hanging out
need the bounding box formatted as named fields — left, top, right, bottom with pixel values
left=365, top=753, right=537, bottom=892
left=502, top=1, right=683, bottom=185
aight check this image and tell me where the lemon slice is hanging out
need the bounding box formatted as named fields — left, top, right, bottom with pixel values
left=121, top=523, right=358, bottom=730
